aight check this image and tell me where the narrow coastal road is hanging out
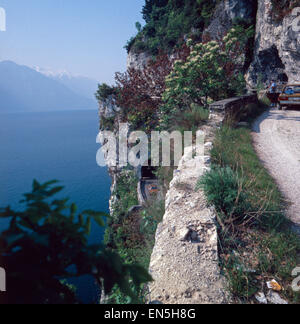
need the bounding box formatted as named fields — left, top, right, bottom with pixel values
left=252, top=109, right=300, bottom=225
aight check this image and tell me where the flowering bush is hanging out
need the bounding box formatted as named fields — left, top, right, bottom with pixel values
left=115, top=47, right=190, bottom=132
left=160, top=25, right=254, bottom=127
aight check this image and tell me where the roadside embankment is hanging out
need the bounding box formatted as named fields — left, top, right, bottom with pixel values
left=149, top=142, right=228, bottom=304
left=149, top=95, right=258, bottom=304
left=149, top=96, right=300, bottom=304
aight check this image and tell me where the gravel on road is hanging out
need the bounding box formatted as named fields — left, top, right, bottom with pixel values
left=252, top=108, right=300, bottom=225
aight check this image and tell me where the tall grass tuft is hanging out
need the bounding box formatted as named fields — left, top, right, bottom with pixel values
left=168, top=105, right=209, bottom=133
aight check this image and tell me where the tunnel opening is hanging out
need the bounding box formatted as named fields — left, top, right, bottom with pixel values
left=141, top=161, right=157, bottom=180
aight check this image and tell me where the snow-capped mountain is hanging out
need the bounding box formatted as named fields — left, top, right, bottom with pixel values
left=0, top=61, right=98, bottom=113
left=33, top=66, right=99, bottom=101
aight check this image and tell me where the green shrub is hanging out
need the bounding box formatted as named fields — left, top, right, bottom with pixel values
left=104, top=193, right=165, bottom=304
left=125, top=36, right=137, bottom=53
left=104, top=171, right=139, bottom=248
left=259, top=94, right=271, bottom=108
left=197, top=166, right=251, bottom=226
left=140, top=200, right=165, bottom=239
left=210, top=126, right=287, bottom=231
left=165, top=104, right=209, bottom=132
left=114, top=173, right=139, bottom=213
left=161, top=25, right=253, bottom=126
left=95, top=83, right=115, bottom=101
left=128, top=0, right=218, bottom=55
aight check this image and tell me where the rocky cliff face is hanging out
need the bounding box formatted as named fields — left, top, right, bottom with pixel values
left=98, top=95, right=120, bottom=120
left=101, top=0, right=300, bottom=233
left=247, top=0, right=300, bottom=86
left=127, top=51, right=152, bottom=70
left=98, top=96, right=124, bottom=216
left=205, top=0, right=257, bottom=40
left=126, top=0, right=300, bottom=87
left=201, top=0, right=300, bottom=87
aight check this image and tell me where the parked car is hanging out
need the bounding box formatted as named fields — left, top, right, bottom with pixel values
left=279, top=84, right=300, bottom=110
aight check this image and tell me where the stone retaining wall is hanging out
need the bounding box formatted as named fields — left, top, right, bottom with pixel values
left=148, top=122, right=229, bottom=304
left=209, top=94, right=258, bottom=122
left=149, top=95, right=258, bottom=304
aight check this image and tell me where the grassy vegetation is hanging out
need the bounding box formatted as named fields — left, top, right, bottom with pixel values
left=199, top=109, right=300, bottom=303
left=103, top=170, right=165, bottom=304
left=102, top=104, right=209, bottom=304
left=163, top=105, right=209, bottom=134
left=104, top=200, right=165, bottom=304
left=210, top=127, right=285, bottom=230
left=104, top=171, right=139, bottom=248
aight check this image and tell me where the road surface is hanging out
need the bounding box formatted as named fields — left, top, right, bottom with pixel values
left=252, top=108, right=300, bottom=225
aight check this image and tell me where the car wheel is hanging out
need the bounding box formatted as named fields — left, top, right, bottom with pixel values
left=279, top=105, right=283, bottom=110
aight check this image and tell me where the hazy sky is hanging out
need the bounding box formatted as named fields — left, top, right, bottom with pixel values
left=0, top=0, right=145, bottom=83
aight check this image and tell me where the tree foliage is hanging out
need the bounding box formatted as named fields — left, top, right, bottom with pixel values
left=95, top=83, right=116, bottom=102
left=127, top=0, right=218, bottom=54
left=160, top=25, right=254, bottom=127
left=115, top=46, right=190, bottom=131
left=0, top=180, right=152, bottom=304
left=142, top=0, right=168, bottom=23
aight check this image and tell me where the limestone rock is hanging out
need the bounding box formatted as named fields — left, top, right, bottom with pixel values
left=267, top=291, right=288, bottom=305
left=205, top=0, right=257, bottom=40
left=149, top=141, right=228, bottom=304
left=178, top=228, right=191, bottom=242
left=98, top=95, right=120, bottom=120
left=246, top=0, right=300, bottom=87
left=255, top=292, right=268, bottom=304
left=204, top=142, right=213, bottom=148
left=127, top=50, right=151, bottom=71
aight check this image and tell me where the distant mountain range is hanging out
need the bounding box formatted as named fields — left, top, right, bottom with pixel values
left=0, top=61, right=99, bottom=113
left=33, top=66, right=98, bottom=101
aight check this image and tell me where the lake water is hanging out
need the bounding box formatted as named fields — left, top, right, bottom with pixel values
left=0, top=109, right=111, bottom=303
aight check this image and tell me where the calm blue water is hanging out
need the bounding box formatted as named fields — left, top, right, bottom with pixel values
left=0, top=109, right=111, bottom=303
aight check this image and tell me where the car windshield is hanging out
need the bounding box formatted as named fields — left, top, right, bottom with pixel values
left=284, top=86, right=300, bottom=94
